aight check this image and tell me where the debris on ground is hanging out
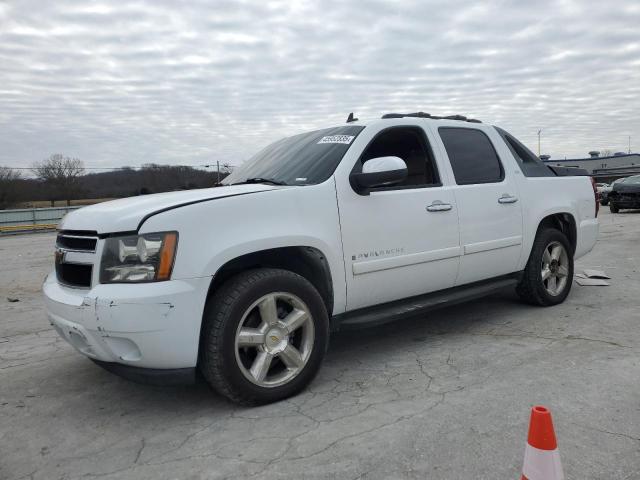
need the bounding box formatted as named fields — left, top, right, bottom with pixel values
left=582, top=269, right=611, bottom=279
left=575, top=269, right=611, bottom=286
left=575, top=278, right=610, bottom=286
left=6, top=297, right=19, bottom=302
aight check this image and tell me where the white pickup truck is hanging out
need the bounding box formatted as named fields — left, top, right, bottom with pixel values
left=44, top=113, right=599, bottom=405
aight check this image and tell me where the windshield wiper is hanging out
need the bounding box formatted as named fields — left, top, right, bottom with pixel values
left=232, top=177, right=288, bottom=186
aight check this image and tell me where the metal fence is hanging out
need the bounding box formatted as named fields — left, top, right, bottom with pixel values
left=0, top=206, right=80, bottom=235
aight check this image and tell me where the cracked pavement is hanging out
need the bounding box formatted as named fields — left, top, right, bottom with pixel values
left=1, top=209, right=639, bottom=479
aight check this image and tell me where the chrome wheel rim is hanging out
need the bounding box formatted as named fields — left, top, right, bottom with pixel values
left=541, top=241, right=569, bottom=296
left=234, top=292, right=314, bottom=388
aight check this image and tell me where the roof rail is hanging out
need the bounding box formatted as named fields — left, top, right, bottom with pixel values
left=381, top=112, right=431, bottom=119
left=381, top=112, right=482, bottom=123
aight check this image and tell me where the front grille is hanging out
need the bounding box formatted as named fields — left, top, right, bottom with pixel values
left=56, top=231, right=98, bottom=252
left=55, top=231, right=98, bottom=288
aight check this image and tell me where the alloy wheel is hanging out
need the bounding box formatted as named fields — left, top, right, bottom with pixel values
left=234, top=292, right=315, bottom=388
left=541, top=241, right=569, bottom=296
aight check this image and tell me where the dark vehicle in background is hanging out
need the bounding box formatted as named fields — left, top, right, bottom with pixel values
left=600, top=178, right=624, bottom=206
left=609, top=175, right=640, bottom=213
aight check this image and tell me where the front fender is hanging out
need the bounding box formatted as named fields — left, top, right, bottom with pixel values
left=139, top=181, right=347, bottom=314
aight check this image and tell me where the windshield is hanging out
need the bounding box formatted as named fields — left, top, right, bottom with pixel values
left=222, top=126, right=364, bottom=186
left=623, top=176, right=640, bottom=184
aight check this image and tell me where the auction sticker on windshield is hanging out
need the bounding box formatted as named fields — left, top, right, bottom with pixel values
left=317, top=135, right=355, bottom=144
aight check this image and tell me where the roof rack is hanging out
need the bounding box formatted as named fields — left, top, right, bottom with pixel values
left=381, top=112, right=482, bottom=123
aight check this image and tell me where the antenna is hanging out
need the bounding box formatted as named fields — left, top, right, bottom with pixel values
left=346, top=112, right=358, bottom=123
left=537, top=129, right=543, bottom=156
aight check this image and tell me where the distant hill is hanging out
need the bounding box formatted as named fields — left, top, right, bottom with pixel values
left=80, top=165, right=226, bottom=198
left=3, top=165, right=229, bottom=209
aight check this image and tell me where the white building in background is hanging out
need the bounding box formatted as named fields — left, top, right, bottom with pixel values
left=542, top=151, right=640, bottom=175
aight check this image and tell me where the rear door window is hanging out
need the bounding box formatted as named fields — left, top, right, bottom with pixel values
left=439, top=127, right=504, bottom=185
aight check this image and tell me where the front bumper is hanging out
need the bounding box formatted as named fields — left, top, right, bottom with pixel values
left=91, top=360, right=197, bottom=385
left=43, top=273, right=211, bottom=369
left=610, top=189, right=640, bottom=203
left=610, top=196, right=640, bottom=208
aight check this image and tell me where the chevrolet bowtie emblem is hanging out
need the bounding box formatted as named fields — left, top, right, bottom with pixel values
left=270, top=335, right=279, bottom=342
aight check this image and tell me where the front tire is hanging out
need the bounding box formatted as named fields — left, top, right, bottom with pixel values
left=610, top=203, right=619, bottom=213
left=200, top=268, right=329, bottom=405
left=516, top=228, right=573, bottom=306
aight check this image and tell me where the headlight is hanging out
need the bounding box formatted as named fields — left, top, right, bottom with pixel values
left=100, top=232, right=178, bottom=283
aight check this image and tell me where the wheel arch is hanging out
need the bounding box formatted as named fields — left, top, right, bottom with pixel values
left=198, top=246, right=334, bottom=368
left=535, top=212, right=577, bottom=254
left=206, top=246, right=334, bottom=316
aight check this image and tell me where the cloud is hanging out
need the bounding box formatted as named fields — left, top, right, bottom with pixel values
left=0, top=0, right=639, bottom=168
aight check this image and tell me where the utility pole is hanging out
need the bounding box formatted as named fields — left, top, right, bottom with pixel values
left=216, top=160, right=220, bottom=184
left=537, top=129, right=542, bottom=156
left=629, top=136, right=632, bottom=154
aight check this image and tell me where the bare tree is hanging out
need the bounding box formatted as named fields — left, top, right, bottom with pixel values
left=0, top=166, right=23, bottom=209
left=32, top=154, right=85, bottom=206
left=600, top=149, right=613, bottom=158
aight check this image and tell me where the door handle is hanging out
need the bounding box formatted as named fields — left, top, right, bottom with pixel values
left=498, top=194, right=518, bottom=204
left=426, top=200, right=453, bottom=212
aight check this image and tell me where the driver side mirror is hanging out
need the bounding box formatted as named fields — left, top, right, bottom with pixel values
left=350, top=156, right=408, bottom=194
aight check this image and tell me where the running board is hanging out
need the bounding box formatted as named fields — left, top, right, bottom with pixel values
left=332, top=274, right=520, bottom=331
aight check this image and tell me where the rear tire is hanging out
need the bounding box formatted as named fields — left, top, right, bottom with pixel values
left=610, top=203, right=619, bottom=213
left=516, top=228, right=573, bottom=306
left=200, top=268, right=329, bottom=405
left=600, top=198, right=608, bottom=206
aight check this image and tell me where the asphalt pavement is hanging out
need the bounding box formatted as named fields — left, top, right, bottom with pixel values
left=1, top=209, right=639, bottom=479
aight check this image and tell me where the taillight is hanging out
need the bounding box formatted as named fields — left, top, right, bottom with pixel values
left=590, top=176, right=599, bottom=217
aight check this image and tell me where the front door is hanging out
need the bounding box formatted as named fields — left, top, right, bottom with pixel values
left=336, top=123, right=461, bottom=311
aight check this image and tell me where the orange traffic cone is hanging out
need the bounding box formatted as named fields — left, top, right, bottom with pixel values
left=521, top=406, right=564, bottom=480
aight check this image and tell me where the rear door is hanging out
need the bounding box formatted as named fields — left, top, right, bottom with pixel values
left=433, top=125, right=523, bottom=285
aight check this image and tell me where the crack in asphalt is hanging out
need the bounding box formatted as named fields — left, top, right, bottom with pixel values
left=572, top=423, right=640, bottom=443
left=468, top=331, right=632, bottom=348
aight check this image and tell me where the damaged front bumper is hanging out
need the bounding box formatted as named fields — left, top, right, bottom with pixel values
left=43, top=273, right=211, bottom=375
left=610, top=192, right=640, bottom=208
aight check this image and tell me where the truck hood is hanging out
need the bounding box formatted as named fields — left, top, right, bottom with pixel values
left=59, top=184, right=282, bottom=234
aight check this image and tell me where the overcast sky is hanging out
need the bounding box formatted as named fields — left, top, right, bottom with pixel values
left=1, top=0, right=639, bottom=170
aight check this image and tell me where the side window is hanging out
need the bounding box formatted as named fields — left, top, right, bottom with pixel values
left=359, top=126, right=440, bottom=188
left=439, top=127, right=504, bottom=185
left=503, top=136, right=527, bottom=164
left=494, top=126, right=555, bottom=178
